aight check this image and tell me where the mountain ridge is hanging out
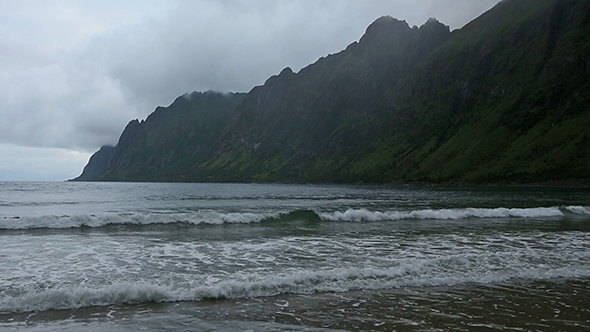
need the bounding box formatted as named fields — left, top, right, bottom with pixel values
left=73, top=0, right=590, bottom=184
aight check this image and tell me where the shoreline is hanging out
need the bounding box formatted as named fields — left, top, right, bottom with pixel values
left=3, top=277, right=589, bottom=331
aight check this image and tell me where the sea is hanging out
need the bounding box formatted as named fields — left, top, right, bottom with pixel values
left=0, top=181, right=589, bottom=331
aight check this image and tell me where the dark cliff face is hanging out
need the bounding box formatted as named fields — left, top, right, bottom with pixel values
left=71, top=145, right=115, bottom=181
left=74, top=91, right=246, bottom=181
left=74, top=0, right=590, bottom=184
left=75, top=16, right=452, bottom=182
left=203, top=17, right=452, bottom=182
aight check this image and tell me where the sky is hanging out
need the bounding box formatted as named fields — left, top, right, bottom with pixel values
left=0, top=0, right=501, bottom=181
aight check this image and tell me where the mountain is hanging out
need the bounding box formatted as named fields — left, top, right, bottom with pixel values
left=381, top=0, right=590, bottom=183
left=73, top=0, right=590, bottom=184
left=73, top=145, right=115, bottom=181
left=88, top=91, right=246, bottom=182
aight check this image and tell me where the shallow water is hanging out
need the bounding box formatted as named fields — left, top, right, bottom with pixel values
left=1, top=182, right=589, bottom=331
left=4, top=279, right=590, bottom=331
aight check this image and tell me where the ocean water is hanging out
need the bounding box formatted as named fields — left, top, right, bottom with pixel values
left=0, top=181, right=589, bottom=331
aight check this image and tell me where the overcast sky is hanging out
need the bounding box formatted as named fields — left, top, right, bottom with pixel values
left=0, top=0, right=501, bottom=181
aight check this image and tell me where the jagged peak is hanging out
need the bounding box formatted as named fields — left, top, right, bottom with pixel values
left=262, top=66, right=296, bottom=87
left=425, top=17, right=440, bottom=25
left=279, top=67, right=294, bottom=75
left=360, top=16, right=411, bottom=44
left=367, top=16, right=409, bottom=31
left=418, top=17, right=451, bottom=35
left=368, top=15, right=409, bottom=29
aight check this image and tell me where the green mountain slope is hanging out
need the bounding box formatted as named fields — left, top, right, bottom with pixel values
left=74, top=0, right=590, bottom=184
left=192, top=17, right=452, bottom=182
left=74, top=91, right=246, bottom=181
left=376, top=0, right=590, bottom=183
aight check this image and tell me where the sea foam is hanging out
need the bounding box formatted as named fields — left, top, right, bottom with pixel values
left=564, top=205, right=590, bottom=215
left=2, top=254, right=589, bottom=315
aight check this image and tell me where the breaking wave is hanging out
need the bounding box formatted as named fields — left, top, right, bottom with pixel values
left=1, top=206, right=588, bottom=230
left=564, top=205, right=590, bottom=215
left=319, top=206, right=575, bottom=222
left=2, top=254, right=589, bottom=315
left=0, top=211, right=281, bottom=230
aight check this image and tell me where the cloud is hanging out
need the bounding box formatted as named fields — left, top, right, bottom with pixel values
left=0, top=143, right=90, bottom=181
left=0, top=53, right=137, bottom=151
left=0, top=0, right=501, bottom=180
left=81, top=0, right=502, bottom=116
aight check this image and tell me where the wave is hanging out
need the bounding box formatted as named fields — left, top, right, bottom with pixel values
left=564, top=205, right=590, bottom=215
left=0, top=211, right=281, bottom=230
left=319, top=206, right=574, bottom=222
left=1, top=206, right=588, bottom=230
left=2, top=259, right=589, bottom=315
